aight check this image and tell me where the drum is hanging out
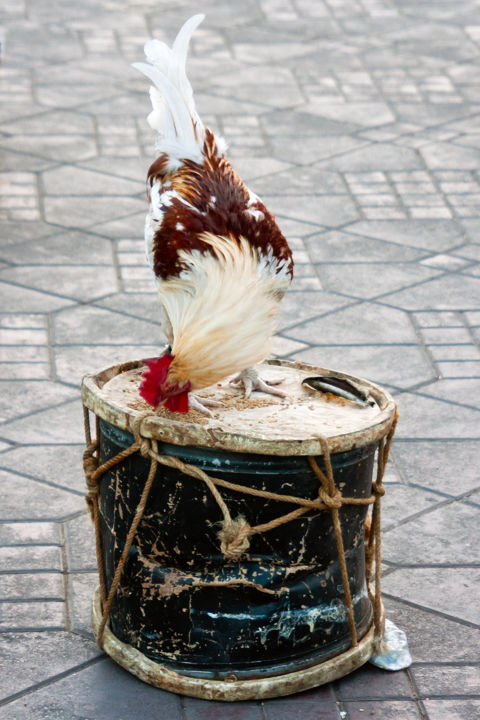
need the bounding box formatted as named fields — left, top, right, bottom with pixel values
left=81, top=359, right=397, bottom=701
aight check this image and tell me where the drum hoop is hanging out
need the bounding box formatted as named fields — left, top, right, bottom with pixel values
left=91, top=584, right=384, bottom=701
left=81, top=358, right=397, bottom=457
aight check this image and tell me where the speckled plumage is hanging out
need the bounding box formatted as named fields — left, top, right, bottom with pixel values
left=134, top=15, right=294, bottom=405
left=146, top=128, right=293, bottom=287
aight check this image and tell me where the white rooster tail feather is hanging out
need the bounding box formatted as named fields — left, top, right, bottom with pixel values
left=132, top=14, right=205, bottom=169
left=158, top=235, right=279, bottom=391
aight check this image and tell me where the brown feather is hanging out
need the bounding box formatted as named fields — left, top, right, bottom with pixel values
left=147, top=129, right=294, bottom=282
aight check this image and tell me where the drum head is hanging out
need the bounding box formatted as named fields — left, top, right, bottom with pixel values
left=82, top=359, right=396, bottom=456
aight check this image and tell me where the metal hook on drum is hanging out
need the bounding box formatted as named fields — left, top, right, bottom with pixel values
left=302, top=375, right=377, bottom=408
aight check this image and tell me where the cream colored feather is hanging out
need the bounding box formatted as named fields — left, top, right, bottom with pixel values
left=158, top=235, right=279, bottom=390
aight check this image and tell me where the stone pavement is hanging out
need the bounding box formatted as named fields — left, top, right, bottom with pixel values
left=1, top=0, right=479, bottom=717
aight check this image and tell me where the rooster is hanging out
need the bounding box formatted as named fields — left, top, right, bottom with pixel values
left=133, top=14, right=293, bottom=416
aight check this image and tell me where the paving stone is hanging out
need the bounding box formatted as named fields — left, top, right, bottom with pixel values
left=54, top=305, right=162, bottom=346
left=1, top=134, right=98, bottom=164
left=1, top=0, right=480, bottom=714
left=1, top=545, right=62, bottom=572
left=0, top=265, right=118, bottom=303
left=0, top=445, right=85, bottom=495
left=0, top=220, right=54, bottom=247
left=381, top=484, right=444, bottom=533
left=0, top=572, right=64, bottom=600
left=413, top=310, right=465, bottom=328
left=437, top=360, right=480, bottom=378
left=273, top=216, right=326, bottom=237
left=0, top=109, right=95, bottom=136
left=69, top=571, right=98, bottom=638
left=0, top=469, right=84, bottom=520
left=94, top=292, right=161, bottom=322
left=383, top=567, right=480, bottom=625
left=315, top=262, right=441, bottom=300
left=93, top=190, right=131, bottom=239
left=423, top=699, right=480, bottom=720
left=225, top=156, right=292, bottom=184
left=418, top=377, right=480, bottom=410
left=0, top=148, right=54, bottom=173
left=383, top=271, right=480, bottom=310
left=260, top=192, right=359, bottom=227
left=80, top=155, right=149, bottom=183
left=335, top=664, right=411, bottom=699
left=271, top=334, right=307, bottom=356
left=263, top=108, right=359, bottom=138
left=54, top=344, right=162, bottom=384
left=43, top=195, right=145, bottom=230
left=293, top=344, right=435, bottom=390
left=266, top=685, right=334, bottom=705
left=347, top=219, right=466, bottom=252
left=0, top=380, right=77, bottom=424
left=251, top=166, right=347, bottom=197
left=421, top=141, right=480, bottom=169
left=393, top=440, right=480, bottom=496
left=0, top=522, right=59, bottom=545
left=0, top=658, right=183, bottom=720
left=305, top=101, right=395, bottom=128
left=42, top=165, right=144, bottom=197
left=211, top=65, right=304, bottom=108
left=286, top=302, right=417, bottom=345
left=383, top=596, right=480, bottom=663
left=420, top=326, right=474, bottom=344
left=0, top=398, right=84, bottom=444
left=304, top=230, right=425, bottom=263
left=0, top=282, right=76, bottom=313
left=318, top=143, right=423, bottom=172
left=183, top=696, right=263, bottom=719
left=0, top=600, right=65, bottom=631
left=277, top=290, right=351, bottom=332
left=0, top=363, right=51, bottom=380
left=382, top=500, right=480, bottom=564
left=412, top=665, right=480, bottom=697
left=0, top=631, right=100, bottom=702
left=343, top=700, right=421, bottom=719
left=0, top=328, right=47, bottom=347
left=393, top=391, right=480, bottom=440
left=65, top=512, right=97, bottom=572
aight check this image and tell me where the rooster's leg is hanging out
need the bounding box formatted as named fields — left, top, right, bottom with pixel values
left=230, top=368, right=286, bottom=399
left=189, top=394, right=223, bottom=417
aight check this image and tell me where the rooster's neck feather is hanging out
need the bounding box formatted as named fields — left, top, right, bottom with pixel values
left=160, top=234, right=286, bottom=391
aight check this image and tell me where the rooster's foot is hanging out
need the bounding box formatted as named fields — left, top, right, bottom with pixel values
left=189, top=394, right=223, bottom=417
left=230, top=368, right=286, bottom=399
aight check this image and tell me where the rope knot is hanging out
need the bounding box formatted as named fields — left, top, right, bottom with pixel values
left=218, top=515, right=251, bottom=560
left=83, top=443, right=98, bottom=476
left=131, top=412, right=155, bottom=459
left=319, top=487, right=343, bottom=509
left=372, top=483, right=385, bottom=497
left=139, top=438, right=151, bottom=458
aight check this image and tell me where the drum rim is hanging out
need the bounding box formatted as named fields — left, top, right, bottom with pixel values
left=81, top=358, right=397, bottom=456
left=91, top=584, right=380, bottom=701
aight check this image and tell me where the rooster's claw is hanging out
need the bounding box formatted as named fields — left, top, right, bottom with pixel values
left=230, top=368, right=286, bottom=399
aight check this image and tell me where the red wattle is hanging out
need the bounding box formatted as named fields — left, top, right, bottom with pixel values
left=165, top=391, right=190, bottom=413
left=139, top=354, right=174, bottom=407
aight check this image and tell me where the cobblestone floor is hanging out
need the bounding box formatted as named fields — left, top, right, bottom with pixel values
left=1, top=0, right=480, bottom=718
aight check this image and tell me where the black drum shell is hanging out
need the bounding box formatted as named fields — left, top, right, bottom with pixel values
left=98, top=419, right=376, bottom=680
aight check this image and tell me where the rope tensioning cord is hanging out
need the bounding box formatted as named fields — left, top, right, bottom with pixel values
left=83, top=406, right=397, bottom=651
